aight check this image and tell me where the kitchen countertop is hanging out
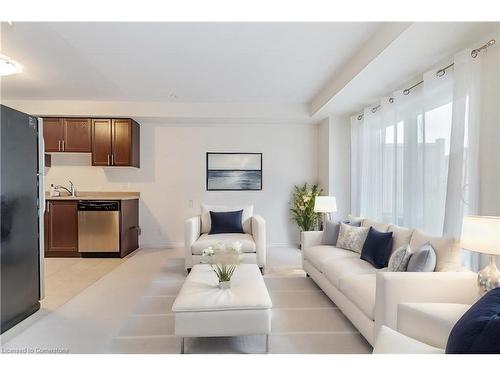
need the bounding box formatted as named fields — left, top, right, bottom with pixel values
left=45, top=191, right=140, bottom=201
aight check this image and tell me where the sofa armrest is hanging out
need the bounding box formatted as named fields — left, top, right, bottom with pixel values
left=184, top=216, right=201, bottom=269
left=374, top=271, right=479, bottom=334
left=301, top=231, right=323, bottom=251
left=252, top=215, right=266, bottom=268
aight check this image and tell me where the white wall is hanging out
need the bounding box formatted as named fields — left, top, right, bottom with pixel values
left=45, top=122, right=319, bottom=248
left=316, top=115, right=351, bottom=221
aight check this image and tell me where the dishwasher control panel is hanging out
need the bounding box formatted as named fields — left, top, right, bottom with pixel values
left=77, top=201, right=120, bottom=211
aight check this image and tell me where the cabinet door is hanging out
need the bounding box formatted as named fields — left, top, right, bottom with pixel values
left=112, top=119, right=132, bottom=166
left=46, top=201, right=79, bottom=256
left=92, top=119, right=112, bottom=166
left=64, top=118, right=91, bottom=152
left=43, top=118, right=64, bottom=152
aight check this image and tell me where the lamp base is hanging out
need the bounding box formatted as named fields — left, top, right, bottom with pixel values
left=478, top=255, right=500, bottom=292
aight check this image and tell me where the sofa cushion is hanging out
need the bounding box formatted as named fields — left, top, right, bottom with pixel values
left=407, top=242, right=436, bottom=272
left=322, top=257, right=381, bottom=288
left=339, top=273, right=377, bottom=320
left=398, top=302, right=470, bottom=350
left=208, top=210, right=244, bottom=234
left=336, top=222, right=369, bottom=254
left=201, top=204, right=253, bottom=234
left=362, top=219, right=390, bottom=232
left=360, top=227, right=394, bottom=269
left=446, top=288, right=500, bottom=354
left=303, top=245, right=358, bottom=272
left=409, top=230, right=460, bottom=271
left=191, top=233, right=256, bottom=255
left=347, top=214, right=364, bottom=226
left=388, top=224, right=413, bottom=255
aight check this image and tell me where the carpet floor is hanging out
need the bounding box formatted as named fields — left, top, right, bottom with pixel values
left=1, top=248, right=372, bottom=354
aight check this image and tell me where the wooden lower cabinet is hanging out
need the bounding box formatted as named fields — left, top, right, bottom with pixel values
left=45, top=200, right=79, bottom=257
left=120, top=199, right=139, bottom=257
left=44, top=199, right=139, bottom=258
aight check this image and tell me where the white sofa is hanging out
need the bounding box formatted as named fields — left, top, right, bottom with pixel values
left=301, top=217, right=480, bottom=346
left=184, top=205, right=266, bottom=271
left=373, top=301, right=473, bottom=353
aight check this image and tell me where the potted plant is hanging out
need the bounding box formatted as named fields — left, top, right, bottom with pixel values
left=201, top=242, right=242, bottom=289
left=290, top=183, right=323, bottom=248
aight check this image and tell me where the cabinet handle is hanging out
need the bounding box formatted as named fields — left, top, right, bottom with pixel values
left=111, top=154, right=114, bottom=165
left=47, top=202, right=50, bottom=213
left=107, top=154, right=110, bottom=166
left=58, top=140, right=61, bottom=151
left=62, top=140, right=65, bottom=151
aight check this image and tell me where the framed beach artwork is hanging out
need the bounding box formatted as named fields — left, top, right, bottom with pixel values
left=206, top=152, right=262, bottom=191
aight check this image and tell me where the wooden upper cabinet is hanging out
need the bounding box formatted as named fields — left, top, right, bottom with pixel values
left=43, top=118, right=64, bottom=152
left=43, top=117, right=91, bottom=153
left=43, top=116, right=140, bottom=167
left=92, top=119, right=112, bottom=166
left=112, top=119, right=132, bottom=166
left=64, top=118, right=91, bottom=152
left=92, top=118, right=140, bottom=167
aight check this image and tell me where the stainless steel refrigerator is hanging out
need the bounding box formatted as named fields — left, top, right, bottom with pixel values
left=1, top=104, right=45, bottom=333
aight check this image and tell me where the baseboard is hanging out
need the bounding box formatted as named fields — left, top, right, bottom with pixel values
left=139, top=242, right=298, bottom=250
left=139, top=241, right=184, bottom=249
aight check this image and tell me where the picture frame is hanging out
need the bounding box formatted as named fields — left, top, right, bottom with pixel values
left=206, top=152, right=263, bottom=191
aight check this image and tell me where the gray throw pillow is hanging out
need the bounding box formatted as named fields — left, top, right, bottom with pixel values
left=344, top=219, right=362, bottom=227
left=322, top=220, right=340, bottom=245
left=407, top=242, right=437, bottom=272
left=387, top=245, right=412, bottom=272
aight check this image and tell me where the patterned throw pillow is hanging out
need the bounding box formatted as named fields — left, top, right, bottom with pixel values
left=387, top=245, right=412, bottom=272
left=336, top=222, right=369, bottom=253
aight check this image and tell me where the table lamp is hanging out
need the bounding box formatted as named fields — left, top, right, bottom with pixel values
left=314, top=196, right=337, bottom=221
left=460, top=215, right=500, bottom=292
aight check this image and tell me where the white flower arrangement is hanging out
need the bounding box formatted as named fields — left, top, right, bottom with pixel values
left=200, top=241, right=243, bottom=287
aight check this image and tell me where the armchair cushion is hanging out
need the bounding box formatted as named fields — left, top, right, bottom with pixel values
left=201, top=204, right=253, bottom=234
left=398, top=302, right=470, bottom=349
left=191, top=233, right=256, bottom=255
left=373, top=326, right=444, bottom=354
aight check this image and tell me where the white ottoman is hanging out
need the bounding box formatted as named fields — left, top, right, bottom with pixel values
left=172, top=264, right=272, bottom=353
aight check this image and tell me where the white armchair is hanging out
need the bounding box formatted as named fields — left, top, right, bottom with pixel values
left=184, top=205, right=266, bottom=272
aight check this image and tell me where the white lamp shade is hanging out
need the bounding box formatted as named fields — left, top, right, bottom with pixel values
left=314, top=196, right=337, bottom=213
left=460, top=216, right=500, bottom=255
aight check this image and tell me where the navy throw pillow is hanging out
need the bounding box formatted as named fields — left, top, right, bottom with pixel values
left=209, top=210, right=244, bottom=235
left=446, top=287, right=500, bottom=354
left=360, top=227, right=393, bottom=269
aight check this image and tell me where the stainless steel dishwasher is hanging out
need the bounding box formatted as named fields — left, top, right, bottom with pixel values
left=78, top=201, right=120, bottom=253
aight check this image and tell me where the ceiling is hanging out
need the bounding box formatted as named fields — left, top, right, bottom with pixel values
left=313, top=22, right=500, bottom=118
left=0, top=22, right=381, bottom=103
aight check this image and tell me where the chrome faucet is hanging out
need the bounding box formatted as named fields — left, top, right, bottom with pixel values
left=54, top=180, right=77, bottom=197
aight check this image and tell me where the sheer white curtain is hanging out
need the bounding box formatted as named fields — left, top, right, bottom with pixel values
left=351, top=68, right=454, bottom=235
left=444, top=42, right=500, bottom=270
left=351, top=37, right=499, bottom=265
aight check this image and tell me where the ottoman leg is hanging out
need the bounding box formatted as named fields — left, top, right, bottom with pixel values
left=180, top=337, right=185, bottom=354
left=265, top=334, right=270, bottom=353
